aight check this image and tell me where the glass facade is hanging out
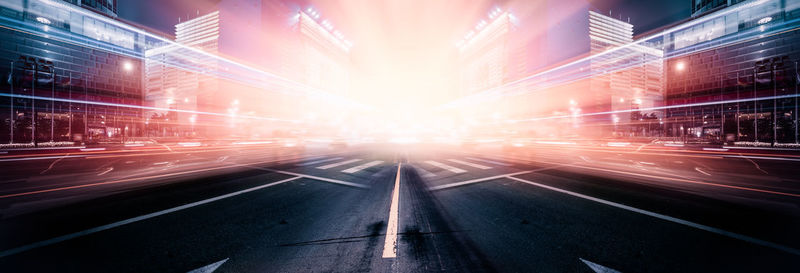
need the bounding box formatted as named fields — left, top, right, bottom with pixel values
left=0, top=0, right=149, bottom=145
left=665, top=0, right=800, bottom=143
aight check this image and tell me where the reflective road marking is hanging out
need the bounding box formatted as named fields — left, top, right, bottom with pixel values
left=382, top=163, right=401, bottom=258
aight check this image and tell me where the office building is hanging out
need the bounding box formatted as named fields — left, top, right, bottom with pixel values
left=0, top=0, right=152, bottom=145
left=663, top=0, right=800, bottom=144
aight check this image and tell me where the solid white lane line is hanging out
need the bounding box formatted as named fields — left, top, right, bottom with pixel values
left=252, top=168, right=370, bottom=189
left=424, top=160, right=467, bottom=173
left=383, top=163, right=401, bottom=258
left=295, top=157, right=342, bottom=166
left=430, top=171, right=534, bottom=191
left=429, top=163, right=573, bottom=191
left=465, top=157, right=513, bottom=166
left=505, top=176, right=800, bottom=256
left=317, top=159, right=362, bottom=169
left=341, top=160, right=384, bottom=174
left=0, top=176, right=302, bottom=258
left=447, top=159, right=492, bottom=170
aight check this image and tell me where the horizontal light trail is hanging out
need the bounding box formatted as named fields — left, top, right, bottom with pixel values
left=505, top=176, right=800, bottom=256
left=0, top=152, right=324, bottom=199
left=508, top=93, right=800, bottom=123
left=0, top=176, right=302, bottom=258
left=494, top=154, right=800, bottom=198
left=0, top=155, right=86, bottom=162
left=0, top=93, right=296, bottom=123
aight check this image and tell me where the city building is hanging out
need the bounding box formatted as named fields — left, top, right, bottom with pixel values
left=288, top=6, right=352, bottom=97
left=587, top=10, right=664, bottom=137
left=456, top=7, right=524, bottom=98
left=662, top=0, right=800, bottom=144
left=451, top=2, right=664, bottom=138
left=145, top=11, right=220, bottom=137
left=60, top=0, right=117, bottom=17
left=144, top=1, right=353, bottom=138
left=0, top=0, right=155, bottom=145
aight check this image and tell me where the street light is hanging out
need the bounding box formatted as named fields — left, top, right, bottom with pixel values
left=676, top=61, right=686, bottom=72
left=123, top=61, right=133, bottom=72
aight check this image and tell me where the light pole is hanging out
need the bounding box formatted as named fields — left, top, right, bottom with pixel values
left=773, top=64, right=777, bottom=146
left=9, top=61, right=13, bottom=144
left=736, top=71, right=740, bottom=140
left=720, top=75, right=724, bottom=142
left=754, top=67, right=758, bottom=143
left=50, top=67, right=54, bottom=143
left=32, top=61, right=36, bottom=147
left=676, top=61, right=687, bottom=142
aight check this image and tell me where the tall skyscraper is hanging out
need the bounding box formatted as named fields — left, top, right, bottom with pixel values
left=456, top=8, right=524, bottom=98
left=589, top=10, right=664, bottom=136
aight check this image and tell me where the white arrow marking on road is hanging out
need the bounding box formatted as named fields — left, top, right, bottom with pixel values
left=317, top=158, right=362, bottom=169
left=188, top=258, right=229, bottom=273
left=580, top=258, right=620, bottom=273
left=97, top=167, right=114, bottom=176
left=447, top=159, right=492, bottom=170
left=342, top=160, right=384, bottom=174
left=424, top=160, right=466, bottom=173
left=382, top=163, right=402, bottom=258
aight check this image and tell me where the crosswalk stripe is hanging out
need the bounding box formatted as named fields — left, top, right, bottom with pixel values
left=465, top=157, right=513, bottom=166
left=342, top=160, right=384, bottom=174
left=317, top=159, right=362, bottom=169
left=425, top=160, right=467, bottom=173
left=296, top=157, right=343, bottom=166
left=447, top=159, right=492, bottom=169
left=413, top=165, right=437, bottom=177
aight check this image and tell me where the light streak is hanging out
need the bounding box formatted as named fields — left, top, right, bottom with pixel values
left=0, top=93, right=298, bottom=123
left=508, top=93, right=800, bottom=123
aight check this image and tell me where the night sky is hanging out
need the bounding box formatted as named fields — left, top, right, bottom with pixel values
left=119, top=0, right=690, bottom=36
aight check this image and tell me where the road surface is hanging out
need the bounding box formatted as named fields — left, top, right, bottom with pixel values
left=0, top=143, right=799, bottom=272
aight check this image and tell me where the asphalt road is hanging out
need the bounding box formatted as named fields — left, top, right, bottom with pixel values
left=0, top=143, right=799, bottom=272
